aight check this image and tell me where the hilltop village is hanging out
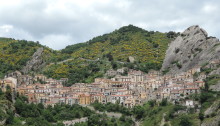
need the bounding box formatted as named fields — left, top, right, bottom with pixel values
left=0, top=62, right=211, bottom=109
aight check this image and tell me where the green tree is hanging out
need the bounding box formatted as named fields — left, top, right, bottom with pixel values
left=119, top=115, right=126, bottom=122
left=132, top=105, right=144, bottom=119
left=0, top=88, right=3, bottom=95
left=179, top=115, right=192, bottom=126
left=106, top=53, right=113, bottom=61
left=199, top=112, right=204, bottom=121
left=6, top=110, right=14, bottom=124
left=200, top=92, right=213, bottom=104
left=88, top=114, right=100, bottom=126
left=38, top=103, right=45, bottom=109
left=160, top=98, right=167, bottom=106
left=5, top=85, right=12, bottom=102
left=43, top=110, right=55, bottom=122
left=148, top=100, right=156, bottom=107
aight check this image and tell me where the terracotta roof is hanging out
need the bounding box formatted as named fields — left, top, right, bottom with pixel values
left=184, top=88, right=199, bottom=90
left=5, top=80, right=12, bottom=83
left=111, top=95, right=131, bottom=97
left=195, top=81, right=204, bottom=83
left=185, top=83, right=194, bottom=85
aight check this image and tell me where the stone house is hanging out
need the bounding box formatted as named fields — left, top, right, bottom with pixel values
left=79, top=93, right=91, bottom=105
left=185, top=100, right=194, bottom=107
left=184, top=88, right=200, bottom=96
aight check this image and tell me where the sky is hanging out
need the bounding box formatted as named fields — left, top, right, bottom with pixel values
left=0, top=0, right=219, bottom=50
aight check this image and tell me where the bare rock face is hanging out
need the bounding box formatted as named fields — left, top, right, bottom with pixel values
left=201, top=116, right=220, bottom=126
left=201, top=97, right=220, bottom=125
left=22, top=47, right=46, bottom=74
left=162, top=25, right=220, bottom=74
left=209, top=81, right=220, bottom=91
left=128, top=56, right=135, bottom=63
left=204, top=100, right=220, bottom=116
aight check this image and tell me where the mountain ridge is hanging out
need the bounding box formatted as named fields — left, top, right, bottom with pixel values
left=1, top=25, right=220, bottom=126
left=42, top=24, right=172, bottom=84
left=2, top=24, right=218, bottom=84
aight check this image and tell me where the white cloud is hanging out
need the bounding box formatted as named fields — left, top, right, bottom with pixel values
left=0, top=25, right=34, bottom=40
left=0, top=0, right=219, bottom=50
left=0, top=25, right=13, bottom=33
left=202, top=4, right=218, bottom=13
left=39, top=34, right=74, bottom=50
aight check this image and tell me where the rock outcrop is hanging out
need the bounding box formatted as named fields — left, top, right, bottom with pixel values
left=201, top=115, right=220, bottom=126
left=22, top=47, right=46, bottom=74
left=204, top=100, right=220, bottom=116
left=0, top=102, right=15, bottom=125
left=202, top=102, right=220, bottom=126
left=209, top=80, right=220, bottom=91
left=162, top=25, right=220, bottom=74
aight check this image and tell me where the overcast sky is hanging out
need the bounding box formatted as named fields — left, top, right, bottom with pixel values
left=0, top=0, right=219, bottom=50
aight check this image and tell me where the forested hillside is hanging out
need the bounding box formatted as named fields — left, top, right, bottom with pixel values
left=43, top=25, right=175, bottom=85
left=0, top=38, right=45, bottom=78
left=0, top=37, right=73, bottom=78
left=0, top=25, right=176, bottom=84
left=62, top=25, right=172, bottom=63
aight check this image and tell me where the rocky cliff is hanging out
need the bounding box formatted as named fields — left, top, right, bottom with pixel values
left=22, top=47, right=46, bottom=74
left=162, top=25, right=220, bottom=74
left=202, top=100, right=220, bottom=126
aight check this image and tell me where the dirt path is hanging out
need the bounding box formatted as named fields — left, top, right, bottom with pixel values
left=160, top=113, right=166, bottom=126
left=49, top=58, right=75, bottom=66
left=48, top=57, right=127, bottom=67
left=131, top=117, right=140, bottom=126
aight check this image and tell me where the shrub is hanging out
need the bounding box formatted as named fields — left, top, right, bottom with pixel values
left=195, top=48, right=202, bottom=52
left=173, top=105, right=186, bottom=111
left=175, top=48, right=180, bottom=53
left=164, top=123, right=169, bottom=126
left=211, top=112, right=217, bottom=117
left=162, top=68, right=170, bottom=75
left=176, top=63, right=182, bottom=69
left=200, top=92, right=213, bottom=104
left=148, top=100, right=156, bottom=107
left=160, top=98, right=168, bottom=106
left=179, top=115, right=192, bottom=126
left=199, top=112, right=204, bottom=120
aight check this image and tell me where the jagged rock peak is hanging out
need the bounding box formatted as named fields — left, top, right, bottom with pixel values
left=162, top=25, right=220, bottom=74
left=182, top=25, right=208, bottom=38
left=22, top=47, right=46, bottom=74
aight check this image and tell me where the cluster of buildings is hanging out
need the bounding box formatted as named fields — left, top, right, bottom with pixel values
left=0, top=64, right=208, bottom=108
